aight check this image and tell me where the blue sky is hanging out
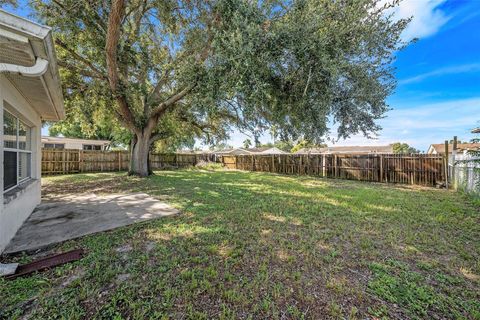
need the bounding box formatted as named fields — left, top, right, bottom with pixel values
left=4, top=0, right=480, bottom=151
left=229, top=0, right=480, bottom=151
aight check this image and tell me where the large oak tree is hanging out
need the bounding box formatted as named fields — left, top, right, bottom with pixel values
left=32, top=0, right=409, bottom=176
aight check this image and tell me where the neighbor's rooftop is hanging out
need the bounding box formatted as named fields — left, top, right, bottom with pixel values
left=295, top=145, right=393, bottom=154
left=429, top=143, right=480, bottom=154
left=42, top=136, right=111, bottom=145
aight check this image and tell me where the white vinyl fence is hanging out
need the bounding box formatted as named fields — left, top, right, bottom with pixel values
left=451, top=153, right=480, bottom=196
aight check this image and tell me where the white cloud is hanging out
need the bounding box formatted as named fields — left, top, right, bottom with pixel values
left=217, top=98, right=479, bottom=152
left=389, top=0, right=451, bottom=40
left=399, top=63, right=480, bottom=84
left=333, top=97, right=480, bottom=151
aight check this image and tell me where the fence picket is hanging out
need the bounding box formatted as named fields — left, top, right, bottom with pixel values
left=228, top=153, right=444, bottom=187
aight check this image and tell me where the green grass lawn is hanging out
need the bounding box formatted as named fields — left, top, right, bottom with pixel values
left=1, top=169, right=479, bottom=319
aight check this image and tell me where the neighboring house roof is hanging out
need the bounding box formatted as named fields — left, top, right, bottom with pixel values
left=244, top=147, right=270, bottom=153
left=213, top=148, right=251, bottom=155
left=42, top=136, right=111, bottom=145
left=253, top=147, right=288, bottom=154
left=472, top=127, right=480, bottom=134
left=427, top=143, right=480, bottom=155
left=176, top=150, right=212, bottom=154
left=212, top=147, right=289, bottom=155
left=0, top=10, right=64, bottom=120
left=295, top=145, right=393, bottom=154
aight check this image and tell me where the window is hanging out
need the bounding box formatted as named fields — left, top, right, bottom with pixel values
left=83, top=144, right=102, bottom=151
left=4, top=110, right=32, bottom=191
left=43, top=143, right=64, bottom=149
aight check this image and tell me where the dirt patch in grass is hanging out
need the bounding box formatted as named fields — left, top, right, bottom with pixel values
left=41, top=173, right=139, bottom=197
left=1, top=170, right=479, bottom=319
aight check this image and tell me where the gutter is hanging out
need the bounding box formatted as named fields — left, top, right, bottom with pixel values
left=0, top=9, right=65, bottom=121
left=0, top=57, right=49, bottom=77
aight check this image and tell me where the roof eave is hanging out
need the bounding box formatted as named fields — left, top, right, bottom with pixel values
left=0, top=10, right=65, bottom=121
left=41, top=31, right=65, bottom=120
left=0, top=9, right=50, bottom=39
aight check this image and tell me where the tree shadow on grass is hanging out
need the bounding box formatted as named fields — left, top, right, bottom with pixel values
left=19, top=169, right=480, bottom=319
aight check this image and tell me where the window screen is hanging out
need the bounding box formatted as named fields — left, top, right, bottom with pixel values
left=3, top=110, right=32, bottom=191
left=18, top=152, right=31, bottom=181
left=4, top=151, right=17, bottom=190
left=4, top=111, right=17, bottom=149
left=44, top=143, right=64, bottom=149
left=18, top=121, right=30, bottom=150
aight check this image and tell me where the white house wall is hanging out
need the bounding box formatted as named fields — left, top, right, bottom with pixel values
left=64, top=141, right=88, bottom=150
left=62, top=141, right=107, bottom=150
left=41, top=140, right=108, bottom=150
left=0, top=74, right=42, bottom=253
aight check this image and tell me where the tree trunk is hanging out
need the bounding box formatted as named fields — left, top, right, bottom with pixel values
left=129, top=133, right=151, bottom=177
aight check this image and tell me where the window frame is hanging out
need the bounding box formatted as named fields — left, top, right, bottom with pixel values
left=83, top=144, right=102, bottom=151
left=3, top=110, right=32, bottom=193
left=44, top=143, right=64, bottom=149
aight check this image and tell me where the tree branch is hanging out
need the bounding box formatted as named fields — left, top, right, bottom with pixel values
left=51, top=0, right=106, bottom=34
left=149, top=131, right=171, bottom=145
left=146, top=64, right=173, bottom=108
left=57, top=61, right=105, bottom=80
left=55, top=39, right=107, bottom=80
left=141, top=9, right=216, bottom=138
left=144, top=84, right=196, bottom=136
left=150, top=84, right=196, bottom=118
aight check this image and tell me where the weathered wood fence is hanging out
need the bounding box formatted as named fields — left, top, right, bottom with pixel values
left=41, top=149, right=214, bottom=175
left=222, top=154, right=445, bottom=186
left=42, top=149, right=445, bottom=186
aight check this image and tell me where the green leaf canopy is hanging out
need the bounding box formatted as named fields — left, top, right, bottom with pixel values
left=31, top=0, right=408, bottom=167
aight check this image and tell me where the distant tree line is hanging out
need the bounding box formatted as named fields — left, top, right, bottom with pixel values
left=392, top=142, right=421, bottom=154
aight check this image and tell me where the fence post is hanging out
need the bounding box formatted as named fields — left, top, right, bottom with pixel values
left=334, top=155, right=338, bottom=178
left=298, top=155, right=303, bottom=175
left=78, top=149, right=81, bottom=173
left=81, top=150, right=84, bottom=173
left=62, top=149, right=66, bottom=174
left=452, top=136, right=457, bottom=189
left=118, top=151, right=121, bottom=171
left=379, top=154, right=383, bottom=182
left=411, top=156, right=415, bottom=185
left=272, top=154, right=275, bottom=172
left=322, top=155, right=326, bottom=177
left=444, top=140, right=449, bottom=189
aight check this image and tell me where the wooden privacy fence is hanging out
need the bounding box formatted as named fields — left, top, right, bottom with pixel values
left=42, top=149, right=445, bottom=187
left=222, top=154, right=445, bottom=186
left=41, top=149, right=215, bottom=175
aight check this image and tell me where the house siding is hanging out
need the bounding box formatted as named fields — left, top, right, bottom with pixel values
left=0, top=75, right=42, bottom=253
left=42, top=138, right=109, bottom=150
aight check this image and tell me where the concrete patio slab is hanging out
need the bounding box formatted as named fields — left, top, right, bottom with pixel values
left=4, top=193, right=179, bottom=254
